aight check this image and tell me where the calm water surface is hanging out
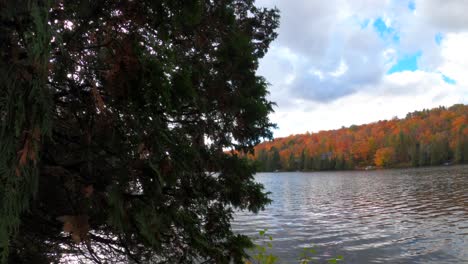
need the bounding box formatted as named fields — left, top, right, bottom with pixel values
left=233, top=165, right=468, bottom=263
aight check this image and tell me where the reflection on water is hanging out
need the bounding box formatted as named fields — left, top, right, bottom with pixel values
left=233, top=165, right=468, bottom=263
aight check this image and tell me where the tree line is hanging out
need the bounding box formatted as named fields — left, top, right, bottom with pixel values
left=251, top=104, right=468, bottom=171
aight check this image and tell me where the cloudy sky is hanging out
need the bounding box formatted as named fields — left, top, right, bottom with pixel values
left=255, top=0, right=468, bottom=137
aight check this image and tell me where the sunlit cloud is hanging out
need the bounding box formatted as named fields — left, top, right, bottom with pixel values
left=255, top=0, right=468, bottom=137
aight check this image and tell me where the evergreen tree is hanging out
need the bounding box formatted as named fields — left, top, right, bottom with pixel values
left=268, top=147, right=281, bottom=172
left=256, top=149, right=268, bottom=171
left=328, top=157, right=336, bottom=170
left=321, top=157, right=330, bottom=170
left=287, top=153, right=296, bottom=171
left=303, top=150, right=312, bottom=171
left=463, top=140, right=468, bottom=163
left=454, top=127, right=468, bottom=163
left=419, top=144, right=430, bottom=166
left=395, top=131, right=410, bottom=163
left=334, top=155, right=345, bottom=170
left=313, top=155, right=322, bottom=170
left=410, top=143, right=420, bottom=167
left=299, top=149, right=306, bottom=171
left=0, top=1, right=279, bottom=263
left=430, top=134, right=450, bottom=165
left=345, top=155, right=355, bottom=170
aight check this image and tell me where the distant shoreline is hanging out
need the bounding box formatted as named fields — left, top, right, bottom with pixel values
left=256, top=162, right=463, bottom=173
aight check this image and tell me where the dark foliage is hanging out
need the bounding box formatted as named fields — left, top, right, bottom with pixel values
left=0, top=1, right=279, bottom=263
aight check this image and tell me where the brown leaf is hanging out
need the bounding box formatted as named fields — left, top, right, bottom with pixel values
left=91, top=84, right=106, bottom=112
left=17, top=127, right=41, bottom=168
left=21, top=70, right=32, bottom=81
left=82, top=185, right=94, bottom=198
left=137, top=143, right=145, bottom=154
left=160, top=158, right=172, bottom=175
left=29, top=149, right=37, bottom=164
left=18, top=140, right=30, bottom=166
left=32, top=126, right=41, bottom=141
left=57, top=215, right=90, bottom=243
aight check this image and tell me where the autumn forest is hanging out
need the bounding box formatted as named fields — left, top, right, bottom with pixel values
left=251, top=104, right=468, bottom=172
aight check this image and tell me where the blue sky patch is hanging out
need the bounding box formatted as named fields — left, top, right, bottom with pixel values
left=442, top=74, right=456, bottom=85
left=387, top=51, right=422, bottom=74
left=360, top=18, right=370, bottom=29
left=373, top=18, right=391, bottom=37
left=435, top=33, right=443, bottom=45
left=373, top=17, right=399, bottom=43
left=408, top=0, right=416, bottom=11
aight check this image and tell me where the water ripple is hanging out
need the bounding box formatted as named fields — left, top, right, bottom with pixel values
left=233, top=165, right=468, bottom=263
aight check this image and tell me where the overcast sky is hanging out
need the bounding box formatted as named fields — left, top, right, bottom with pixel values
left=255, top=0, right=468, bottom=137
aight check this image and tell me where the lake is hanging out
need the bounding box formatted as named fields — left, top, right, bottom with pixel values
left=233, top=165, right=468, bottom=263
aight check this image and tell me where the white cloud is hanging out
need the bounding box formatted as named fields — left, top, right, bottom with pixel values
left=416, top=0, right=468, bottom=32
left=271, top=69, right=465, bottom=137
left=255, top=0, right=391, bottom=104
left=438, top=33, right=468, bottom=86
left=254, top=0, right=468, bottom=137
left=308, top=69, right=324, bottom=80
left=329, top=59, right=348, bottom=77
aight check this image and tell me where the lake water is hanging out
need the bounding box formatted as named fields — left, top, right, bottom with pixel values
left=233, top=165, right=468, bottom=263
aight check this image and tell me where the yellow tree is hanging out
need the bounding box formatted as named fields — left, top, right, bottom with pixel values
left=374, top=147, right=396, bottom=167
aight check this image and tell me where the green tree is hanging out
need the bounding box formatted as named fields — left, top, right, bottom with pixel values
left=287, top=153, right=296, bottom=171
left=299, top=150, right=306, bottom=171
left=256, top=149, right=269, bottom=171
left=268, top=147, right=282, bottom=172
left=430, top=134, right=450, bottom=165
left=455, top=142, right=462, bottom=164
left=419, top=144, right=430, bottom=166
left=394, top=131, right=410, bottom=163
left=312, top=156, right=322, bottom=170
left=303, top=150, right=312, bottom=171
left=410, top=143, right=420, bottom=167
left=0, top=1, right=279, bottom=263
left=454, top=128, right=466, bottom=164
left=345, top=155, right=355, bottom=170
left=335, top=155, right=345, bottom=170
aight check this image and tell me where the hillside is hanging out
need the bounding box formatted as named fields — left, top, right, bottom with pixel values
left=252, top=104, right=468, bottom=171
